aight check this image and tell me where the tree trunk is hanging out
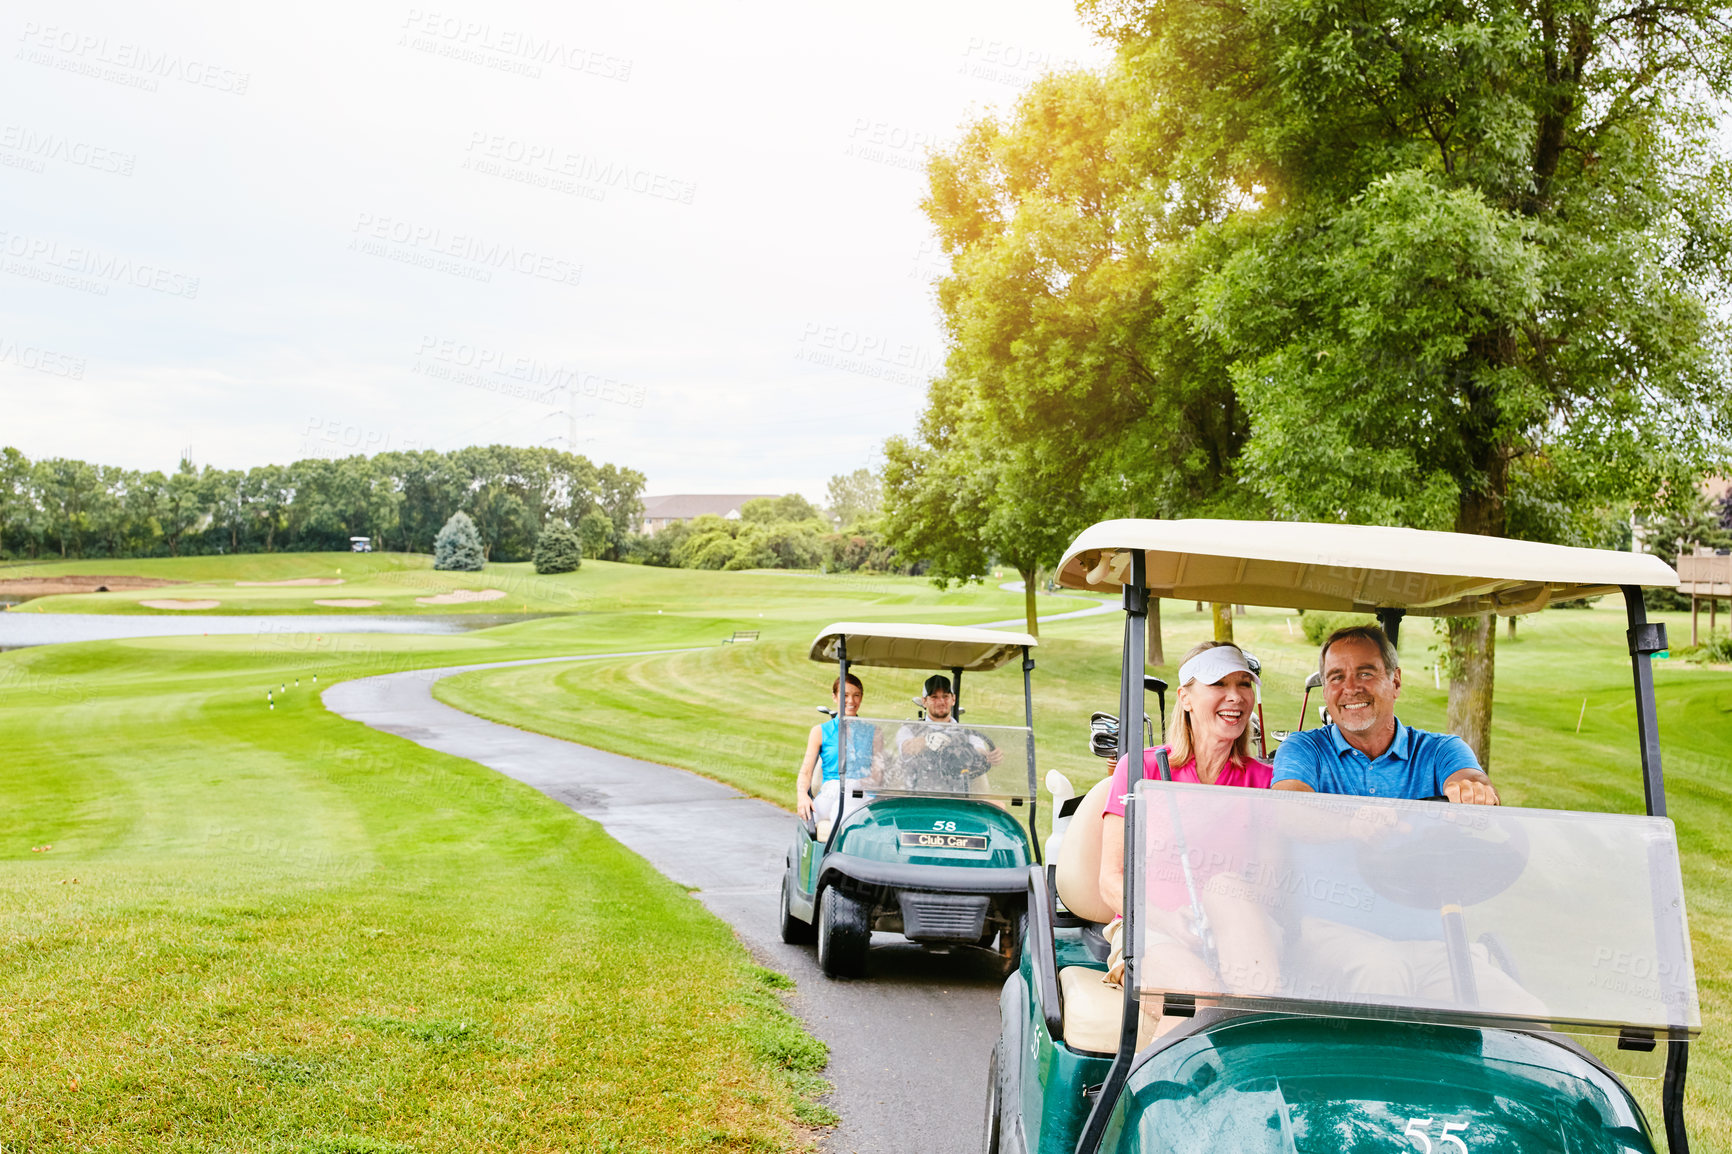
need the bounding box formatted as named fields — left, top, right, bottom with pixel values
left=1447, top=456, right=1508, bottom=769
left=1446, top=613, right=1495, bottom=768
left=1021, top=567, right=1039, bottom=638
left=1211, top=601, right=1234, bottom=643
left=1148, top=597, right=1164, bottom=666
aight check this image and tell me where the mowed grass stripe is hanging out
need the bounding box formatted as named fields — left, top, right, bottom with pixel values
left=1, top=636, right=823, bottom=1152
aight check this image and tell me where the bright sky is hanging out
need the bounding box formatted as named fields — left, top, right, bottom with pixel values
left=0, top=1, right=1106, bottom=500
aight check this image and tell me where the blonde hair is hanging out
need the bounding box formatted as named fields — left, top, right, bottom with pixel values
left=1164, top=641, right=1253, bottom=769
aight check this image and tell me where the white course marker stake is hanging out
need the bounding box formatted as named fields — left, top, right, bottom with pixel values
left=1576, top=697, right=1588, bottom=734
left=1433, top=662, right=1441, bottom=690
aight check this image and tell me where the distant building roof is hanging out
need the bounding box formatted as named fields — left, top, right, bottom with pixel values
left=640, top=494, right=779, bottom=522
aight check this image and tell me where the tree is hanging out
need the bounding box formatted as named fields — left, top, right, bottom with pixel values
left=907, top=1, right=1732, bottom=763
left=0, top=447, right=36, bottom=557
left=434, top=511, right=485, bottom=571
left=533, top=522, right=584, bottom=574
left=883, top=381, right=1079, bottom=637
left=826, top=468, right=881, bottom=529
left=577, top=510, right=614, bottom=559
left=892, top=67, right=1269, bottom=643
left=1101, top=0, right=1732, bottom=764
left=594, top=463, right=647, bottom=561
left=740, top=494, right=822, bottom=524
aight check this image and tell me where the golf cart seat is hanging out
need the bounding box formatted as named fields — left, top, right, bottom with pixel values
left=1052, top=778, right=1131, bottom=1055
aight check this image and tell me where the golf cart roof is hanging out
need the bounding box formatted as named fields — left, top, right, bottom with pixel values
left=809, top=622, right=1037, bottom=671
left=1056, top=519, right=1677, bottom=616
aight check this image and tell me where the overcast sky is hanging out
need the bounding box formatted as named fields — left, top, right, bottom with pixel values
left=0, top=1, right=1106, bottom=500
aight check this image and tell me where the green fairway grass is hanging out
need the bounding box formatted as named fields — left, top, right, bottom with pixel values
left=0, top=627, right=832, bottom=1152
left=10, top=549, right=1725, bottom=1148
left=437, top=597, right=1731, bottom=1146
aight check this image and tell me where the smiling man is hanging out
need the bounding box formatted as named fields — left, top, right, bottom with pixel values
left=1273, top=625, right=1499, bottom=805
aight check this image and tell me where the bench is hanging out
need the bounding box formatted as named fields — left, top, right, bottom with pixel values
left=722, top=629, right=760, bottom=644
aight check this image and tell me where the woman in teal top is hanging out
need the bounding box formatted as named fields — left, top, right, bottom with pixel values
left=795, top=673, right=878, bottom=823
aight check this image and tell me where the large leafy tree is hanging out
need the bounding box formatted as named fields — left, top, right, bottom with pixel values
left=890, top=68, right=1267, bottom=641
left=904, top=0, right=1731, bottom=763
left=1085, top=0, right=1732, bottom=762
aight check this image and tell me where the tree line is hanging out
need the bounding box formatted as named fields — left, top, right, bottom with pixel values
left=635, top=474, right=920, bottom=575
left=0, top=445, right=645, bottom=564
left=881, top=0, right=1732, bottom=766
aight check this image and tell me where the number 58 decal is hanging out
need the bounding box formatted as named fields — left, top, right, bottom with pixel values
left=1404, top=1118, right=1470, bottom=1153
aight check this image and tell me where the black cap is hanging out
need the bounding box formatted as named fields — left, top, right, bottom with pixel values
left=923, top=674, right=953, bottom=697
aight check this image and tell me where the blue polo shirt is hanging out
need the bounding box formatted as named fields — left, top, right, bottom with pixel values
left=1272, top=720, right=1479, bottom=799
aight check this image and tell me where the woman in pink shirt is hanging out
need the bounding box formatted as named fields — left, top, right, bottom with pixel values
left=1097, top=642, right=1276, bottom=1014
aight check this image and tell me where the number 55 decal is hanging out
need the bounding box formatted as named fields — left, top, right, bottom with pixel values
left=1405, top=1118, right=1470, bottom=1153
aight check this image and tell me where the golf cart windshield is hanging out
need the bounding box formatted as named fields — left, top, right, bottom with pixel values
left=1126, top=781, right=1700, bottom=1041
left=838, top=716, right=1035, bottom=802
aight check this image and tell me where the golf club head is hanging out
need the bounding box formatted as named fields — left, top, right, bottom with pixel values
left=816, top=705, right=837, bottom=718
left=1305, top=670, right=1323, bottom=690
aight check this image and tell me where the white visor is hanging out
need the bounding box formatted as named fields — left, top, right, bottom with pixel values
left=1177, top=646, right=1260, bottom=689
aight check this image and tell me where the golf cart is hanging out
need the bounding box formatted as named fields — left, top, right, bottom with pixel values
left=988, top=519, right=1701, bottom=1154
left=780, top=622, right=1041, bottom=978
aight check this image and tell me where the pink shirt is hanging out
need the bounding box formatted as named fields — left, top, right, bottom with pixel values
left=1102, top=746, right=1272, bottom=911
left=1101, top=747, right=1273, bottom=818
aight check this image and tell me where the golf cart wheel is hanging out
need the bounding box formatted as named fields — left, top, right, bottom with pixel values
left=817, top=887, right=870, bottom=978
left=778, top=871, right=815, bottom=945
left=982, top=1042, right=1002, bottom=1154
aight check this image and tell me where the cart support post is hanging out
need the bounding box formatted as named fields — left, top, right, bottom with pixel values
left=1624, top=587, right=1690, bottom=1154
left=1076, top=552, right=1149, bottom=1154
left=826, top=637, right=851, bottom=854
left=1023, top=646, right=1041, bottom=865
left=1375, top=607, right=1405, bottom=652
left=1623, top=588, right=1668, bottom=819
left=952, top=666, right=964, bottom=714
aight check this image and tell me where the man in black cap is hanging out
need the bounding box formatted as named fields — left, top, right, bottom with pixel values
left=894, top=674, right=1003, bottom=790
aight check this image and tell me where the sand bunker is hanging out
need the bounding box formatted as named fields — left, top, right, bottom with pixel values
left=139, top=599, right=221, bottom=610
left=0, top=575, right=180, bottom=596
left=314, top=598, right=382, bottom=608
left=415, top=588, right=507, bottom=605
left=235, top=578, right=345, bottom=586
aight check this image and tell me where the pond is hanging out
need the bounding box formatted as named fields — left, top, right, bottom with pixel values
left=0, top=612, right=545, bottom=649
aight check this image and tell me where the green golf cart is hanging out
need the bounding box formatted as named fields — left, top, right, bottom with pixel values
left=989, top=519, right=1702, bottom=1154
left=779, top=621, right=1042, bottom=978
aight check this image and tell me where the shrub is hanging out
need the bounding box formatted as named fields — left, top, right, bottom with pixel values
left=1682, top=633, right=1732, bottom=664
left=433, top=511, right=485, bottom=571
left=532, top=523, right=583, bottom=574
left=1301, top=611, right=1377, bottom=647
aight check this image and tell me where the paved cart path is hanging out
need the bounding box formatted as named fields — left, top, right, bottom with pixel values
left=324, top=651, right=1007, bottom=1154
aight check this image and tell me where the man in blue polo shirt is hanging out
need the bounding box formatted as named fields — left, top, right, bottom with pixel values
left=1267, top=626, right=1541, bottom=1014
left=1273, top=624, right=1498, bottom=804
